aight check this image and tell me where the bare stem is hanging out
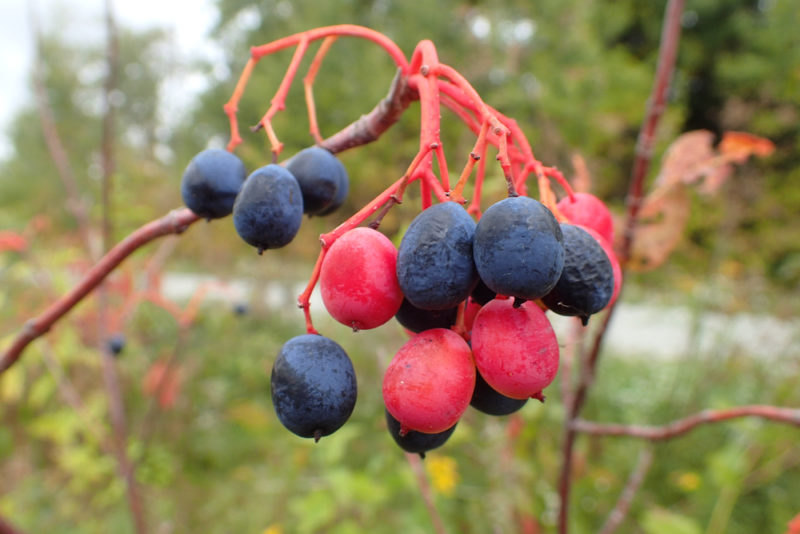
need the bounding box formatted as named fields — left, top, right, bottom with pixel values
left=557, top=2, right=686, bottom=533
left=572, top=405, right=800, bottom=440
left=406, top=453, right=449, bottom=534
left=0, top=208, right=200, bottom=375
left=598, top=448, right=654, bottom=534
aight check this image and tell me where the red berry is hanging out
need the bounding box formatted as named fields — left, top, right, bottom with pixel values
left=320, top=227, right=404, bottom=330
left=383, top=328, right=475, bottom=434
left=471, top=298, right=559, bottom=399
left=557, top=192, right=615, bottom=245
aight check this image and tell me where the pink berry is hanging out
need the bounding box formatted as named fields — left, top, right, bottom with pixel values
left=320, top=227, right=404, bottom=330
left=557, top=192, right=615, bottom=245
left=471, top=298, right=559, bottom=399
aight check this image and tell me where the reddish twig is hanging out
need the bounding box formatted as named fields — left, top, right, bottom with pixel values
left=406, top=453, right=449, bottom=534
left=572, top=405, right=800, bottom=441
left=597, top=447, right=654, bottom=534
left=0, top=208, right=200, bottom=375
left=557, top=2, right=686, bottom=533
left=0, top=516, right=25, bottom=534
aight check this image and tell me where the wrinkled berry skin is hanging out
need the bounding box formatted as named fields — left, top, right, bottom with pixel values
left=181, top=148, right=247, bottom=219
left=557, top=192, right=615, bottom=245
left=271, top=334, right=357, bottom=440
left=397, top=201, right=478, bottom=310
left=394, top=298, right=458, bottom=333
left=470, top=370, right=528, bottom=416
left=385, top=409, right=456, bottom=457
left=542, top=224, right=615, bottom=324
left=233, top=164, right=303, bottom=253
left=473, top=196, right=565, bottom=301
left=286, top=147, right=349, bottom=215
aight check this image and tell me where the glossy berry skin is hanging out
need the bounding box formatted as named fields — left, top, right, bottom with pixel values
left=396, top=202, right=478, bottom=310
left=473, top=196, right=564, bottom=301
left=233, top=164, right=303, bottom=253
left=271, top=334, right=357, bottom=441
left=385, top=409, right=456, bottom=458
left=395, top=298, right=458, bottom=334
left=383, top=328, right=475, bottom=434
left=542, top=224, right=614, bottom=325
left=181, top=148, right=247, bottom=219
left=471, top=298, right=559, bottom=399
left=556, top=192, right=615, bottom=245
left=285, top=147, right=349, bottom=215
left=470, top=370, right=528, bottom=416
left=320, top=227, right=403, bottom=330
left=315, top=162, right=349, bottom=216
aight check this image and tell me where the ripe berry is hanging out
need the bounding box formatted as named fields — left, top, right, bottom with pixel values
left=470, top=369, right=528, bottom=416
left=556, top=192, right=615, bottom=245
left=271, top=334, right=357, bottom=441
left=181, top=148, right=247, bottom=219
left=395, top=298, right=458, bottom=334
left=232, top=164, right=303, bottom=253
left=383, top=328, right=475, bottom=434
left=285, top=147, right=349, bottom=216
left=396, top=201, right=478, bottom=310
left=471, top=298, right=559, bottom=399
left=473, top=196, right=564, bottom=301
left=541, top=224, right=614, bottom=324
left=385, top=409, right=456, bottom=458
left=319, top=227, right=404, bottom=331
left=578, top=225, right=622, bottom=308
left=107, top=333, right=126, bottom=357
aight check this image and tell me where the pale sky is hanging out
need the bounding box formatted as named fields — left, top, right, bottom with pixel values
left=0, top=0, right=218, bottom=159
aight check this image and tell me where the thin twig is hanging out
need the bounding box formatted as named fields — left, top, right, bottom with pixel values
left=0, top=516, right=25, bottom=534
left=557, top=2, right=686, bottom=533
left=405, top=453, right=449, bottom=534
left=572, top=405, right=800, bottom=440
left=598, top=447, right=654, bottom=534
left=0, top=208, right=200, bottom=375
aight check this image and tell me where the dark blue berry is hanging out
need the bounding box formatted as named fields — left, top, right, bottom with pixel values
left=285, top=147, right=349, bottom=216
left=271, top=334, right=357, bottom=441
left=233, top=164, right=303, bottom=254
left=542, top=224, right=614, bottom=325
left=473, top=196, right=564, bottom=301
left=385, top=409, right=456, bottom=458
left=395, top=298, right=458, bottom=333
left=181, top=148, right=247, bottom=219
left=107, top=333, right=126, bottom=357
left=396, top=202, right=478, bottom=310
left=470, top=369, right=528, bottom=416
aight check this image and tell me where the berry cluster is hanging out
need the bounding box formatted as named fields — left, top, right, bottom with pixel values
left=180, top=143, right=620, bottom=456
left=178, top=25, right=623, bottom=457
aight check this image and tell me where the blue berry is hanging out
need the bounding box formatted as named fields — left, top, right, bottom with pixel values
left=271, top=334, right=357, bottom=441
left=233, top=164, right=303, bottom=254
left=394, top=298, right=458, bottom=333
left=385, top=409, right=456, bottom=458
left=542, top=224, right=614, bottom=325
left=285, top=147, right=349, bottom=216
left=396, top=201, right=477, bottom=310
left=107, top=333, right=126, bottom=357
left=470, top=369, right=528, bottom=416
left=180, top=148, right=247, bottom=219
left=473, top=196, right=564, bottom=301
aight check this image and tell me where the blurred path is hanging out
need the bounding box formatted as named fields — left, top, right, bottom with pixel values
left=161, top=272, right=800, bottom=360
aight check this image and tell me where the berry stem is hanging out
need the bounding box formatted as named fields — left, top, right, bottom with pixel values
left=303, top=36, right=338, bottom=145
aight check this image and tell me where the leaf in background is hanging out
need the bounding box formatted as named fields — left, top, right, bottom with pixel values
left=719, top=131, right=775, bottom=163
left=626, top=184, right=691, bottom=271
left=570, top=153, right=592, bottom=193
left=655, top=130, right=716, bottom=188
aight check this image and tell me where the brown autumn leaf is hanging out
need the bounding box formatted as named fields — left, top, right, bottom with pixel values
left=625, top=183, right=691, bottom=272
left=719, top=131, right=775, bottom=163
left=655, top=130, right=716, bottom=188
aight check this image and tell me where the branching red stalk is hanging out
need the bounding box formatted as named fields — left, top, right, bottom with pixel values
left=597, top=448, right=654, bottom=534
left=557, top=2, right=686, bottom=533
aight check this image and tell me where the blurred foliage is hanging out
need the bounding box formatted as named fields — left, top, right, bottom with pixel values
left=1, top=0, right=800, bottom=533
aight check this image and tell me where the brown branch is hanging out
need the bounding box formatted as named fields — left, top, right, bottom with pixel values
left=557, top=2, right=686, bottom=533
left=0, top=208, right=200, bottom=375
left=572, top=405, right=800, bottom=441
left=598, top=448, right=654, bottom=534
left=319, top=68, right=417, bottom=154
left=0, top=516, right=25, bottom=534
